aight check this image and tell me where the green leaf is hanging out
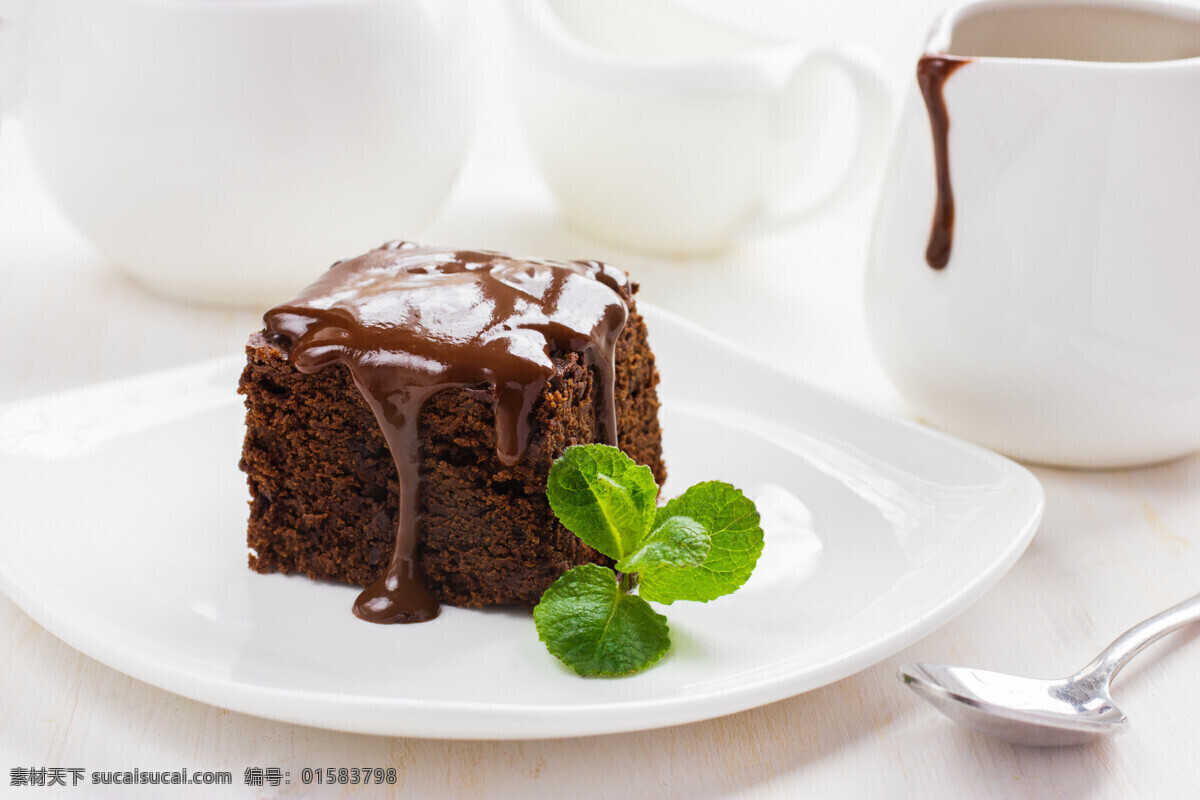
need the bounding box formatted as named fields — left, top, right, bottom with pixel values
left=615, top=515, right=709, bottom=574
left=638, top=482, right=764, bottom=605
left=534, top=564, right=670, bottom=677
left=546, top=444, right=658, bottom=561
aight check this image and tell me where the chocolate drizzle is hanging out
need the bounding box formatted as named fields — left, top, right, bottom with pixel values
left=264, top=242, right=631, bottom=623
left=917, top=54, right=971, bottom=269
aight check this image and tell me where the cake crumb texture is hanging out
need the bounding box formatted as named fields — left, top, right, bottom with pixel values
left=238, top=305, right=665, bottom=607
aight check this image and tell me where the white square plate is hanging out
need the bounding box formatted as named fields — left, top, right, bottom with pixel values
left=0, top=305, right=1042, bottom=738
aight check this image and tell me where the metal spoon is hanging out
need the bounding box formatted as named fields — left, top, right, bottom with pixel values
left=900, top=592, right=1200, bottom=746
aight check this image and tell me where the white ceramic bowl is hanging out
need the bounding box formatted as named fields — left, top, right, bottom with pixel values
left=7, top=0, right=476, bottom=306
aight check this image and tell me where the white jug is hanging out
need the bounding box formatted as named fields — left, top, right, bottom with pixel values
left=867, top=0, right=1200, bottom=467
left=509, top=0, right=892, bottom=255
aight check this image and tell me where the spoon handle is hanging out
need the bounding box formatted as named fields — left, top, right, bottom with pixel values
left=1078, top=592, right=1200, bottom=685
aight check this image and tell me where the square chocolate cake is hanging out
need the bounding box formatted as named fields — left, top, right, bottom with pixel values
left=239, top=242, right=665, bottom=622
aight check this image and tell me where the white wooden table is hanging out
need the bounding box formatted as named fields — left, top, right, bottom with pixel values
left=2, top=2, right=1198, bottom=796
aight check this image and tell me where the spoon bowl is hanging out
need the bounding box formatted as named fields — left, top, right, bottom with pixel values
left=901, top=663, right=1127, bottom=746
left=901, top=592, right=1200, bottom=746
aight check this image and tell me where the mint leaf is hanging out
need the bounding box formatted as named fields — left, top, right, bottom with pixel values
left=638, top=482, right=764, bottom=604
left=615, top=515, right=709, bottom=574
left=546, top=445, right=657, bottom=561
left=534, top=564, right=670, bottom=677
left=535, top=449, right=766, bottom=678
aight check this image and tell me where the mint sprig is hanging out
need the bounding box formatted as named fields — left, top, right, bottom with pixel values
left=537, top=444, right=764, bottom=677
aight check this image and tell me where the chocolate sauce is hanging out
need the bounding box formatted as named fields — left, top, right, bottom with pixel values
left=264, top=242, right=630, bottom=623
left=917, top=54, right=970, bottom=269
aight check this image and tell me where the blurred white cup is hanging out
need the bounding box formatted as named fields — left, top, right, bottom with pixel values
left=508, top=0, right=892, bottom=256
left=1, top=0, right=475, bottom=306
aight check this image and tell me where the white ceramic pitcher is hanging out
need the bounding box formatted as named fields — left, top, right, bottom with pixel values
left=866, top=0, right=1200, bottom=468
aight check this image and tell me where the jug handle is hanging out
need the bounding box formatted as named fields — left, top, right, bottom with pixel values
left=755, top=43, right=893, bottom=233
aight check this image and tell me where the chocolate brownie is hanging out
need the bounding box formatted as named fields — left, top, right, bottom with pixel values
left=238, top=242, right=665, bottom=620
